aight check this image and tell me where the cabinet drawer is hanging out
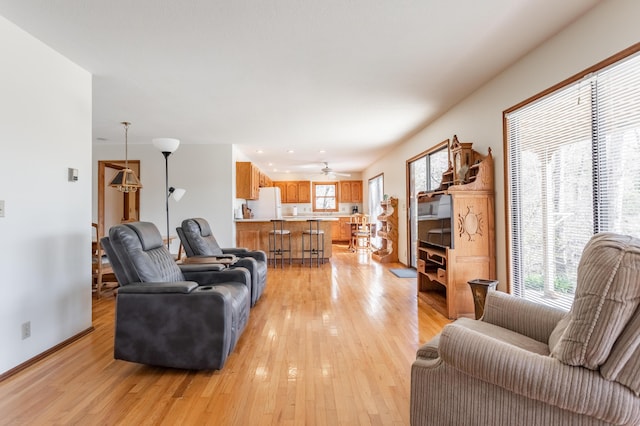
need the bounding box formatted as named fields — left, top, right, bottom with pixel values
left=417, top=259, right=426, bottom=274
left=425, top=249, right=446, bottom=266
left=437, top=268, right=447, bottom=281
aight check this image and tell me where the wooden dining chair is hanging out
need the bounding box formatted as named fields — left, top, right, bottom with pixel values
left=352, top=215, right=372, bottom=251
left=92, top=223, right=117, bottom=298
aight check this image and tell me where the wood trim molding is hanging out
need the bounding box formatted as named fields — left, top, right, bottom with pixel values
left=0, top=327, right=94, bottom=383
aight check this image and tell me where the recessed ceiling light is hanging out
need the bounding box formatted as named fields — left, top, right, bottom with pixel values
left=256, top=149, right=264, bottom=154
left=287, top=150, right=294, bottom=154
left=273, top=168, right=278, bottom=172
left=268, top=163, right=273, bottom=166
left=319, top=149, right=326, bottom=153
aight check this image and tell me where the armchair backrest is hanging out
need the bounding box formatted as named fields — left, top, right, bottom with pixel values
left=101, top=221, right=184, bottom=285
left=178, top=218, right=223, bottom=257
left=549, top=232, right=640, bottom=395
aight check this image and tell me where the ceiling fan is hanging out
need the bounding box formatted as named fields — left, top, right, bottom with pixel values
left=320, top=162, right=351, bottom=177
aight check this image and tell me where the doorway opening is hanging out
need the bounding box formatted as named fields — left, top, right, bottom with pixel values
left=97, top=160, right=141, bottom=237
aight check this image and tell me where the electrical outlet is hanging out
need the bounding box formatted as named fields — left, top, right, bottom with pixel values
left=0, top=200, right=4, bottom=217
left=22, top=321, right=31, bottom=340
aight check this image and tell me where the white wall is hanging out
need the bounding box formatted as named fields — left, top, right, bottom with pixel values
left=363, top=0, right=640, bottom=291
left=93, top=144, right=236, bottom=251
left=0, top=16, right=92, bottom=374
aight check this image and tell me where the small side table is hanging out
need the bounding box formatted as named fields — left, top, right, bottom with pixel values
left=468, top=279, right=499, bottom=320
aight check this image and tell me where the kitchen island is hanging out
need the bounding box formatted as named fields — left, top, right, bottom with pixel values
left=235, top=217, right=338, bottom=262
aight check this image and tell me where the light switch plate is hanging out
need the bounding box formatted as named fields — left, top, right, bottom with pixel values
left=0, top=200, right=4, bottom=217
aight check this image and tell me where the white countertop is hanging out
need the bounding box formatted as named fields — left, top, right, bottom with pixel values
left=236, top=216, right=340, bottom=222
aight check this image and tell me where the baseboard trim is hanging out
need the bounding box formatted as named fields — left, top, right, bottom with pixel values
left=0, top=326, right=95, bottom=382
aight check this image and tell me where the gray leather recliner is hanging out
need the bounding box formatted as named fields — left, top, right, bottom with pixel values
left=177, top=217, right=267, bottom=306
left=101, top=221, right=251, bottom=370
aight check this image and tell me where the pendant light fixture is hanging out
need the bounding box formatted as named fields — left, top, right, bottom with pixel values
left=109, top=121, right=142, bottom=193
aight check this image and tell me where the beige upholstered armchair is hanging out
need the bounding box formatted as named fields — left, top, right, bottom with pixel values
left=411, top=233, right=640, bottom=425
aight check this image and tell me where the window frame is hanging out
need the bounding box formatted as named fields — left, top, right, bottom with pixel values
left=502, top=43, right=640, bottom=299
left=312, top=181, right=339, bottom=212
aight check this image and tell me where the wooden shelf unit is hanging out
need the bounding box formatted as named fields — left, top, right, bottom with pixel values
left=372, top=197, right=398, bottom=263
left=416, top=144, right=495, bottom=319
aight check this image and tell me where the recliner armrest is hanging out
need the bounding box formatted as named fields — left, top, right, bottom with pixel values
left=431, top=323, right=639, bottom=424
left=179, top=263, right=226, bottom=273
left=118, top=281, right=198, bottom=294
left=183, top=266, right=252, bottom=288
left=223, top=248, right=267, bottom=263
left=181, top=255, right=238, bottom=265
left=481, top=290, right=567, bottom=343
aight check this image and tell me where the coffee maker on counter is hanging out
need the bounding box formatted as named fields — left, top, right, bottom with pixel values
left=351, top=205, right=359, bottom=214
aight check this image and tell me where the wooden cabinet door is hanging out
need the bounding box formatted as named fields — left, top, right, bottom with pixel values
left=251, top=164, right=260, bottom=198
left=236, top=162, right=257, bottom=199
left=285, top=182, right=299, bottom=203
left=340, top=181, right=352, bottom=203
left=297, top=181, right=311, bottom=203
left=330, top=220, right=341, bottom=242
left=340, top=218, right=352, bottom=241
left=273, top=182, right=287, bottom=202
left=351, top=181, right=363, bottom=203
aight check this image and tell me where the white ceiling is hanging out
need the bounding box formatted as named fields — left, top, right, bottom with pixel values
left=0, top=0, right=600, bottom=176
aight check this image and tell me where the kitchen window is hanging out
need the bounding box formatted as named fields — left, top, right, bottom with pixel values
left=312, top=182, right=338, bottom=212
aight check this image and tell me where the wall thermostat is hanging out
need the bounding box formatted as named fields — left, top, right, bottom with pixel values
left=68, top=168, right=78, bottom=182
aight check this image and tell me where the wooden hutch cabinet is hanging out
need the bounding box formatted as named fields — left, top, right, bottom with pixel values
left=417, top=137, right=495, bottom=319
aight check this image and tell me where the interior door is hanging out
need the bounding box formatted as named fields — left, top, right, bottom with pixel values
left=97, top=160, right=141, bottom=237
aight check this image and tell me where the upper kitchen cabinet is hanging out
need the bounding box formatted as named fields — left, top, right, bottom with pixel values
left=236, top=162, right=272, bottom=200
left=273, top=181, right=311, bottom=203
left=297, top=181, right=311, bottom=203
left=339, top=180, right=363, bottom=203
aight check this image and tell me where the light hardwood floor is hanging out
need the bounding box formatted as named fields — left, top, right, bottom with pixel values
left=0, top=245, right=449, bottom=425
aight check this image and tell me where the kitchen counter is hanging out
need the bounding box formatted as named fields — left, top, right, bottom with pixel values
left=236, top=219, right=335, bottom=262
left=235, top=216, right=339, bottom=222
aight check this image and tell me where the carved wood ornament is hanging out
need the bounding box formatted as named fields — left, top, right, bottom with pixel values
left=457, top=206, right=483, bottom=241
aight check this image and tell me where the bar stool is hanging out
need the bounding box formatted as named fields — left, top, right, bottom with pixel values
left=301, top=219, right=325, bottom=267
left=268, top=219, right=291, bottom=268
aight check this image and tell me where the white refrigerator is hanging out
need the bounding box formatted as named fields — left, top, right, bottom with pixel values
left=247, top=187, right=283, bottom=219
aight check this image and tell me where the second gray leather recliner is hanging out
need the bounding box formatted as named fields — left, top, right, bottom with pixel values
left=177, top=217, right=267, bottom=306
left=101, top=221, right=251, bottom=370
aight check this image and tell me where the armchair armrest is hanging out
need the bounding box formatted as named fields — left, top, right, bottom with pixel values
left=434, top=323, right=638, bottom=424
left=220, top=248, right=248, bottom=255
left=183, top=266, right=251, bottom=288
left=223, top=248, right=267, bottom=263
left=482, top=290, right=567, bottom=343
left=179, top=263, right=226, bottom=273
left=181, top=255, right=238, bottom=265
left=118, top=281, right=198, bottom=294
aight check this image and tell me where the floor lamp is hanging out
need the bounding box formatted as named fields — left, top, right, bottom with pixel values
left=153, top=137, right=181, bottom=251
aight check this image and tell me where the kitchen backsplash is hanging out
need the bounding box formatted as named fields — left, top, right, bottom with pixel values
left=282, top=203, right=363, bottom=216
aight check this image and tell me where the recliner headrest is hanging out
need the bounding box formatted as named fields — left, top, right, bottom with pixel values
left=124, top=222, right=164, bottom=251
left=193, top=218, right=213, bottom=237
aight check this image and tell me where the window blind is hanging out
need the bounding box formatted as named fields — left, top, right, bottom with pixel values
left=506, top=51, right=640, bottom=311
